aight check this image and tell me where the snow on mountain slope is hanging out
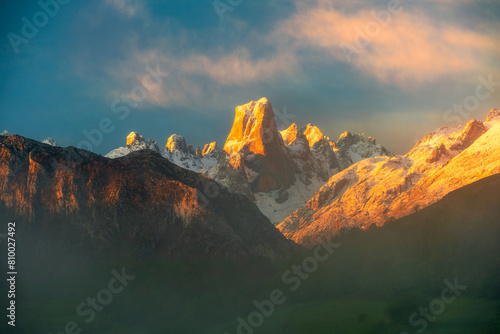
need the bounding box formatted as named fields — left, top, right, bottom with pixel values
left=335, top=131, right=392, bottom=166
left=279, top=108, right=500, bottom=247
left=41, top=137, right=57, bottom=146
left=105, top=132, right=161, bottom=159
left=162, top=134, right=205, bottom=171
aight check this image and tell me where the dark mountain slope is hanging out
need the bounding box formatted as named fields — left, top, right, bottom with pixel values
left=0, top=134, right=303, bottom=260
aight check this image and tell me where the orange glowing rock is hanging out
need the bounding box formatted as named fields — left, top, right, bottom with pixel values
left=303, top=124, right=325, bottom=147
left=281, top=123, right=299, bottom=146
left=126, top=132, right=144, bottom=146
left=202, top=142, right=218, bottom=156
left=222, top=97, right=295, bottom=192
left=224, top=97, right=275, bottom=157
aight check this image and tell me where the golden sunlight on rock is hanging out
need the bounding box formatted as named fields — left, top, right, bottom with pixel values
left=126, top=132, right=144, bottom=146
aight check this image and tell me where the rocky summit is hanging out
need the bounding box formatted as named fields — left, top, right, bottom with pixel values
left=218, top=97, right=296, bottom=193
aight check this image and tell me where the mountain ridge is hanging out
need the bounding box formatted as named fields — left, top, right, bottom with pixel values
left=279, top=108, right=500, bottom=247
left=103, top=97, right=392, bottom=224
left=0, top=134, right=303, bottom=259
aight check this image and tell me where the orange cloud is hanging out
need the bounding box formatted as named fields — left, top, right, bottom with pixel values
left=273, top=0, right=499, bottom=86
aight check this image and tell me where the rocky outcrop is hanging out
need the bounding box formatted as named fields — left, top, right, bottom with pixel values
left=449, top=120, right=488, bottom=151
left=335, top=131, right=392, bottom=167
left=202, top=142, right=221, bottom=158
left=220, top=97, right=296, bottom=193
left=165, top=134, right=188, bottom=153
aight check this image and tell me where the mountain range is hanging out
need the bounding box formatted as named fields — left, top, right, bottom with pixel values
left=105, top=97, right=392, bottom=224
left=1, top=100, right=499, bottom=257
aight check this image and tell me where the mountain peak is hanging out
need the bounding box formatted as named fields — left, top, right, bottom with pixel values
left=126, top=132, right=145, bottom=146
left=41, top=137, right=57, bottom=146
left=217, top=98, right=295, bottom=192
left=337, top=131, right=375, bottom=148
left=202, top=142, right=219, bottom=156
left=224, top=97, right=280, bottom=160
left=302, top=124, right=326, bottom=147
left=280, top=123, right=299, bottom=145
left=486, top=108, right=500, bottom=122
left=166, top=134, right=188, bottom=153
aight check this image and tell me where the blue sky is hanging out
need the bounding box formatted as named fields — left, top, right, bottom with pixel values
left=1, top=0, right=499, bottom=155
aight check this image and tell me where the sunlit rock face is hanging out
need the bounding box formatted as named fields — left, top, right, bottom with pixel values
left=302, top=124, right=326, bottom=147
left=0, top=135, right=302, bottom=259
left=202, top=142, right=220, bottom=157
left=107, top=131, right=221, bottom=172
left=126, top=131, right=145, bottom=146
left=161, top=135, right=220, bottom=171
left=165, top=134, right=188, bottom=153
left=279, top=109, right=500, bottom=248
left=280, top=123, right=299, bottom=146
left=222, top=97, right=296, bottom=193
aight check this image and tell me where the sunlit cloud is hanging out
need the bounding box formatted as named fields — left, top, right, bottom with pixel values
left=273, top=0, right=500, bottom=87
left=179, top=48, right=297, bottom=85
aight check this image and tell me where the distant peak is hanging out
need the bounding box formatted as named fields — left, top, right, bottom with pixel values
left=202, top=142, right=219, bottom=156
left=337, top=132, right=375, bottom=147
left=41, top=137, right=57, bottom=146
left=338, top=131, right=350, bottom=140
left=486, top=108, right=500, bottom=122
left=1, top=130, right=11, bottom=137
left=126, top=132, right=145, bottom=146
left=280, top=123, right=299, bottom=146
left=302, top=124, right=325, bottom=147
left=166, top=134, right=188, bottom=153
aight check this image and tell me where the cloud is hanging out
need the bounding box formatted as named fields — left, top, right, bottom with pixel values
left=272, top=0, right=500, bottom=87
left=102, top=46, right=298, bottom=109
left=97, top=0, right=500, bottom=110
left=106, top=0, right=144, bottom=17
left=179, top=48, right=297, bottom=85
